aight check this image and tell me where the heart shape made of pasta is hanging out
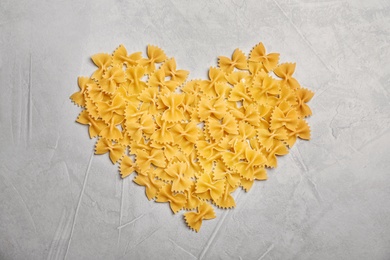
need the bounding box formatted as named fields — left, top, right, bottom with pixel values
left=70, top=42, right=314, bottom=232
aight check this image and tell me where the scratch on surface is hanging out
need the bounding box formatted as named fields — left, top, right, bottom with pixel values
left=258, top=243, right=274, bottom=260
left=312, top=82, right=333, bottom=101
left=64, top=151, right=94, bottom=260
left=357, top=128, right=390, bottom=152
left=55, top=209, right=73, bottom=260
left=291, top=148, right=308, bottom=173
left=292, top=148, right=323, bottom=202
left=347, top=143, right=362, bottom=155
left=50, top=135, right=61, bottom=150
left=10, top=79, right=15, bottom=144
left=329, top=104, right=341, bottom=139
left=306, top=177, right=323, bottom=202
left=47, top=209, right=68, bottom=260
left=27, top=53, right=32, bottom=143
left=9, top=179, right=37, bottom=233
left=312, top=86, right=328, bottom=99
left=199, top=191, right=242, bottom=260
left=134, top=227, right=161, bottom=247
left=271, top=0, right=334, bottom=74
left=295, top=146, right=309, bottom=172
left=117, top=213, right=145, bottom=230
left=289, top=157, right=304, bottom=197
left=168, top=238, right=197, bottom=259
left=63, top=162, right=75, bottom=206
left=117, top=179, right=125, bottom=251
left=18, top=71, right=24, bottom=144
left=123, top=227, right=161, bottom=257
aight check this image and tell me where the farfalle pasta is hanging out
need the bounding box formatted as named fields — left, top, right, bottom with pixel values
left=70, top=42, right=313, bottom=232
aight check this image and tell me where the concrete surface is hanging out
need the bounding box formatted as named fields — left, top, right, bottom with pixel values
left=1, top=0, right=390, bottom=259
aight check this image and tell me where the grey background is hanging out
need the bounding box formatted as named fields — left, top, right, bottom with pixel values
left=1, top=0, right=390, bottom=259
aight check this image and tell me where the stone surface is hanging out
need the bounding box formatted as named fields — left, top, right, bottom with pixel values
left=1, top=0, right=390, bottom=259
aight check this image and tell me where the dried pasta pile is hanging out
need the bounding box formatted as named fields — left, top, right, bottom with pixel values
left=70, top=42, right=313, bottom=232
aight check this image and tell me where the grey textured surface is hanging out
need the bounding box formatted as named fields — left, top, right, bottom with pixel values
left=1, top=0, right=390, bottom=259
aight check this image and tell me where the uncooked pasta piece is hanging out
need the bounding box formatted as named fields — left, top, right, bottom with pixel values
left=273, top=63, right=301, bottom=90
left=286, top=119, right=311, bottom=147
left=249, top=42, right=280, bottom=72
left=200, top=67, right=227, bottom=97
left=270, top=105, right=299, bottom=131
left=257, top=128, right=288, bottom=151
left=214, top=182, right=237, bottom=209
left=136, top=148, right=166, bottom=172
left=229, top=81, right=252, bottom=105
left=95, top=138, right=125, bottom=164
left=119, top=156, right=135, bottom=178
left=198, top=95, right=227, bottom=121
left=70, top=77, right=89, bottom=107
left=125, top=65, right=147, bottom=94
left=113, top=45, right=141, bottom=66
left=162, top=58, right=189, bottom=84
left=91, top=53, right=112, bottom=80
left=160, top=93, right=185, bottom=122
left=76, top=110, right=106, bottom=138
left=207, top=113, right=238, bottom=141
left=237, top=121, right=256, bottom=140
left=294, top=88, right=314, bottom=117
left=71, top=42, right=314, bottom=232
left=133, top=172, right=163, bottom=200
left=218, top=48, right=248, bottom=73
left=139, top=45, right=167, bottom=74
left=184, top=184, right=203, bottom=210
left=184, top=203, right=216, bottom=232
left=195, top=172, right=225, bottom=202
left=156, top=183, right=187, bottom=213
left=264, top=140, right=289, bottom=168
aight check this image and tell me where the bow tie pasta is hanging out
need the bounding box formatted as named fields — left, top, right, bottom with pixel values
left=70, top=42, right=313, bottom=232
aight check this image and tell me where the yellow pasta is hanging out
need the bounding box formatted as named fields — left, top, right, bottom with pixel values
left=76, top=110, right=107, bottom=138
left=270, top=105, right=299, bottom=131
left=229, top=81, right=252, bottom=105
left=156, top=183, right=187, bottom=213
left=218, top=48, right=248, bottom=73
left=94, top=137, right=125, bottom=164
left=133, top=171, right=163, bottom=200
left=136, top=148, right=166, bottom=173
left=162, top=58, right=189, bottom=84
left=71, top=42, right=313, bottom=232
left=257, top=127, right=288, bottom=151
left=207, top=113, right=238, bottom=141
left=235, top=147, right=267, bottom=180
left=214, top=181, right=237, bottom=209
left=113, top=44, right=141, bottom=66
left=119, top=156, right=135, bottom=178
left=195, top=172, right=225, bottom=201
left=294, top=88, right=314, bottom=117
left=91, top=53, right=112, bottom=80
left=150, top=115, right=174, bottom=143
left=163, top=162, right=192, bottom=192
left=139, top=45, right=167, bottom=74
left=99, top=66, right=126, bottom=94
left=198, top=95, right=227, bottom=121
left=70, top=77, right=89, bottom=107
left=124, top=65, right=147, bottom=94
left=274, top=62, right=301, bottom=90
left=184, top=184, right=203, bottom=210
left=160, top=93, right=185, bottom=122
left=184, top=203, right=216, bottom=232
left=249, top=74, right=280, bottom=104
left=249, top=42, right=280, bottom=72
left=200, top=67, right=227, bottom=97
